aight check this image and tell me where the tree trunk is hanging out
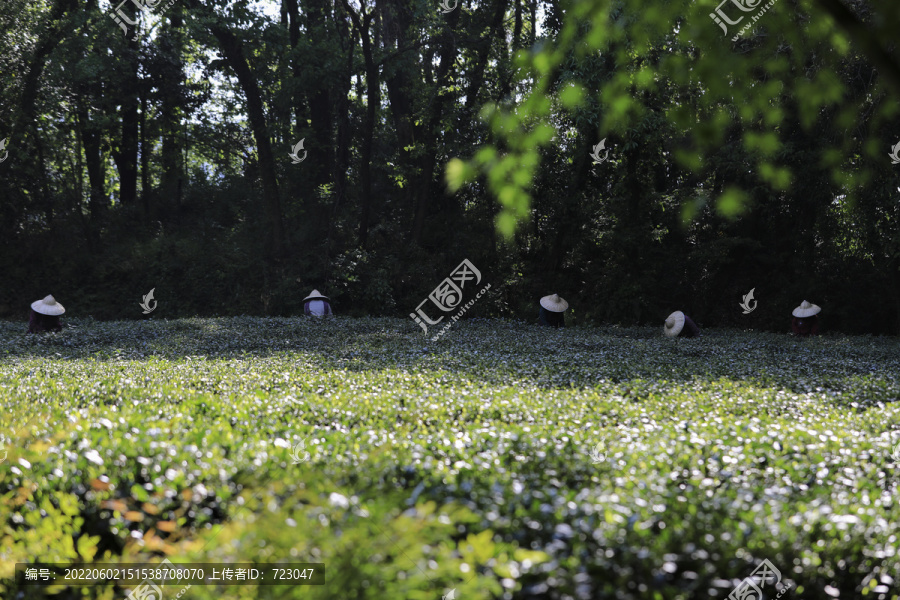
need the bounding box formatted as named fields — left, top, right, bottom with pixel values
left=382, top=0, right=418, bottom=238
left=77, top=101, right=107, bottom=221
left=410, top=3, right=463, bottom=244
left=15, top=0, right=75, bottom=218
left=18, top=0, right=74, bottom=132
left=306, top=0, right=334, bottom=188
left=333, top=9, right=354, bottom=211
left=113, top=16, right=140, bottom=207
left=284, top=0, right=304, bottom=137
left=160, top=8, right=186, bottom=216
left=190, top=4, right=286, bottom=257
left=340, top=0, right=378, bottom=248
left=359, top=24, right=377, bottom=248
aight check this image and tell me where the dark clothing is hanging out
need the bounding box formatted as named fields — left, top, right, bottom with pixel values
left=28, top=309, right=62, bottom=334
left=538, top=307, right=565, bottom=328
left=679, top=314, right=701, bottom=338
left=303, top=299, right=333, bottom=316
left=792, top=315, right=819, bottom=336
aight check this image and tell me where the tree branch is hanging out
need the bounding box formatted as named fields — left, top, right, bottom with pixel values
left=813, top=0, right=900, bottom=93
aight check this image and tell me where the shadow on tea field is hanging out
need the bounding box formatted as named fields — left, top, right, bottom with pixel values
left=1, top=317, right=898, bottom=401
left=1, top=318, right=899, bottom=599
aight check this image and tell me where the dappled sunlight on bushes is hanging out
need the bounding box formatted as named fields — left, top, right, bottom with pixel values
left=0, top=317, right=898, bottom=598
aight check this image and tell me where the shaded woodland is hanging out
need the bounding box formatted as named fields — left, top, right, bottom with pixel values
left=1, top=0, right=899, bottom=334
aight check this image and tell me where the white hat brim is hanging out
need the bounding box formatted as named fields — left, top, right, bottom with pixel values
left=31, top=300, right=65, bottom=316
left=540, top=295, right=569, bottom=312
left=664, top=311, right=684, bottom=337
left=303, top=290, right=329, bottom=301
left=792, top=304, right=821, bottom=318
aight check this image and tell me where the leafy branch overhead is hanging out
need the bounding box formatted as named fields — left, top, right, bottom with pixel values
left=447, top=0, right=900, bottom=236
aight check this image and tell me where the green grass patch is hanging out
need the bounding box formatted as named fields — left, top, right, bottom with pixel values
left=1, top=317, right=898, bottom=599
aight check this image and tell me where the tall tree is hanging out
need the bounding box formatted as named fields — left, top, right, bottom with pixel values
left=340, top=0, right=379, bottom=248
left=157, top=6, right=188, bottom=214
left=305, top=0, right=335, bottom=188
left=185, top=0, right=286, bottom=257
left=111, top=0, right=141, bottom=207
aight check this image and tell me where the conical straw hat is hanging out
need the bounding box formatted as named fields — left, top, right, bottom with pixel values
left=31, top=295, right=65, bottom=316
left=664, top=311, right=685, bottom=337
left=540, top=294, right=569, bottom=312
left=303, top=289, right=329, bottom=301
left=792, top=300, right=821, bottom=318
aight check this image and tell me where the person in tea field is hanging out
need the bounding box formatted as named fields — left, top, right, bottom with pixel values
left=28, top=295, right=65, bottom=334
left=303, top=289, right=333, bottom=317
left=538, top=294, right=568, bottom=327
left=663, top=310, right=701, bottom=338
left=791, top=300, right=820, bottom=336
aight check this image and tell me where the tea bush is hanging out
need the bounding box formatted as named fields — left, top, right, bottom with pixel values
left=0, top=317, right=898, bottom=599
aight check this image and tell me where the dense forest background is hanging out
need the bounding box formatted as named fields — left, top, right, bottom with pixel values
left=1, top=0, right=899, bottom=334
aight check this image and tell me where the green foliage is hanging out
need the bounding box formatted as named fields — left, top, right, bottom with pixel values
left=330, top=249, right=399, bottom=316
left=2, top=0, right=900, bottom=337
left=1, top=317, right=899, bottom=598
left=458, top=0, right=900, bottom=237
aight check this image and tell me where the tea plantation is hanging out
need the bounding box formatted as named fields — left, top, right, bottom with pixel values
left=1, top=317, right=898, bottom=599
